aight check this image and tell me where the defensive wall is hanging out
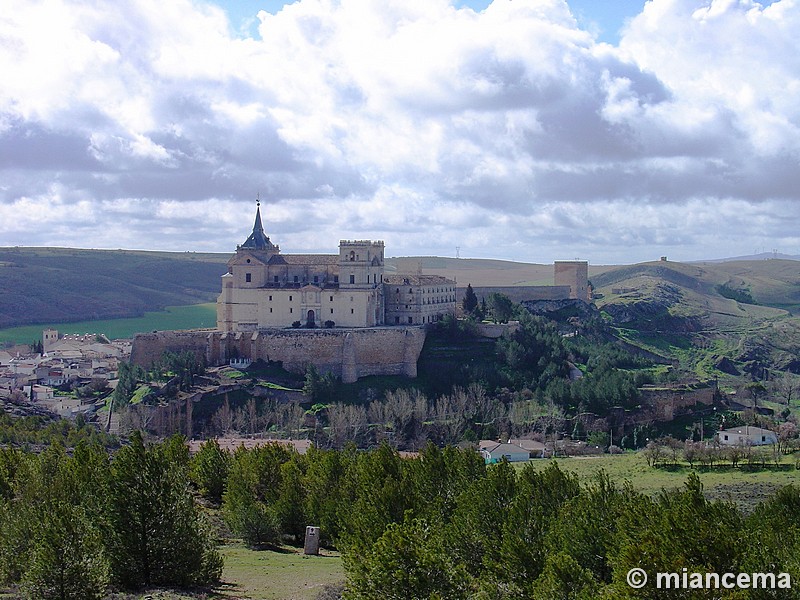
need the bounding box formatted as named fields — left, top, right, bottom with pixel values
left=457, top=285, right=573, bottom=304
left=131, top=326, right=427, bottom=384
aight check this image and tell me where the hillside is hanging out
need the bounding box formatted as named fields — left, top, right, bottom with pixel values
left=592, top=259, right=800, bottom=379
left=0, top=247, right=228, bottom=328
left=388, top=255, right=613, bottom=287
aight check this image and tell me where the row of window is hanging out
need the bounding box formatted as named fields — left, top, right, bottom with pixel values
left=244, top=272, right=383, bottom=285
left=266, top=307, right=355, bottom=315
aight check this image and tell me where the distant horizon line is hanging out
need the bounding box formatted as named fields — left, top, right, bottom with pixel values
left=1, top=245, right=798, bottom=267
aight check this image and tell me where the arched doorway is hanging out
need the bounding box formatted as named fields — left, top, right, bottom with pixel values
left=306, top=309, right=316, bottom=327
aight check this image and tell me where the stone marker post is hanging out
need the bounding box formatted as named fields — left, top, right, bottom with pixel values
left=304, top=526, right=320, bottom=555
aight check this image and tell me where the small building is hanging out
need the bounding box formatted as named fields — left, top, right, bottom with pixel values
left=509, top=438, right=547, bottom=458
left=717, top=425, right=777, bottom=446
left=479, top=441, right=530, bottom=464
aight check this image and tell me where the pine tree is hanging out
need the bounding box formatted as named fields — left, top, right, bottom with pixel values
left=108, top=432, right=222, bottom=588
left=462, top=283, right=478, bottom=316
left=21, top=501, right=108, bottom=600
left=191, top=438, right=231, bottom=505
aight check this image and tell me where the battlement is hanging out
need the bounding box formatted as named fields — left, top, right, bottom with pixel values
left=339, top=240, right=385, bottom=247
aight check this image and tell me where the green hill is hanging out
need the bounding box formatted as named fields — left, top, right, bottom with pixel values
left=0, top=247, right=228, bottom=329
left=592, top=259, right=800, bottom=380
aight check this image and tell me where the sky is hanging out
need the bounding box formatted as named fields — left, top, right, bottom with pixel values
left=0, top=0, right=798, bottom=265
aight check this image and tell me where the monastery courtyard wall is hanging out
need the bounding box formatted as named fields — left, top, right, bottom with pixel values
left=131, top=326, right=427, bottom=384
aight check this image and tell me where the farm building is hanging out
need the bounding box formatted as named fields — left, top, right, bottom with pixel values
left=479, top=441, right=530, bottom=464
left=717, top=425, right=777, bottom=446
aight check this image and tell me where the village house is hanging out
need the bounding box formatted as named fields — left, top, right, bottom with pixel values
left=479, top=440, right=530, bottom=464
left=717, top=425, right=778, bottom=446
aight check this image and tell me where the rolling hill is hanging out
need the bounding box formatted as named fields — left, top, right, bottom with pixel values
left=0, top=247, right=228, bottom=329
left=1, top=248, right=798, bottom=382
left=590, top=259, right=800, bottom=379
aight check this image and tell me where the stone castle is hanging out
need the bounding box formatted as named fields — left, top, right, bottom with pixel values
left=132, top=204, right=456, bottom=382
left=130, top=203, right=590, bottom=383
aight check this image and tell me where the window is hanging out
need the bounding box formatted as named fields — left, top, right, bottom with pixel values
left=330, top=309, right=334, bottom=314
left=245, top=273, right=251, bottom=283
left=314, top=275, right=319, bottom=283
left=395, top=316, right=400, bottom=324
left=290, top=308, right=293, bottom=313
left=334, top=275, right=339, bottom=283
left=762, top=436, right=766, bottom=442
left=351, top=308, right=354, bottom=314
left=329, top=295, right=333, bottom=301
left=350, top=275, right=355, bottom=284
left=274, top=275, right=279, bottom=283
left=289, top=295, right=293, bottom=301
left=724, top=435, right=728, bottom=441
left=294, top=275, right=298, bottom=283
left=269, top=308, right=273, bottom=313
left=349, top=251, right=355, bottom=261
left=268, top=295, right=272, bottom=301
left=408, top=316, right=413, bottom=324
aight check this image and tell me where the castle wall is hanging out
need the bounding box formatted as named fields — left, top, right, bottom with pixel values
left=131, top=326, right=426, bottom=384
left=458, top=285, right=573, bottom=304
left=554, top=261, right=589, bottom=301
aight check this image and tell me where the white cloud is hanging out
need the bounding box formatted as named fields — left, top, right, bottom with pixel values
left=0, top=0, right=798, bottom=263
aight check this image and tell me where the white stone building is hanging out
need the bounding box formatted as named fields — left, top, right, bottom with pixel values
left=717, top=425, right=778, bottom=446
left=217, top=203, right=457, bottom=331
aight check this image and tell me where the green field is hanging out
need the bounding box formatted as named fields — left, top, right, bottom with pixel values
left=214, top=544, right=344, bottom=600
left=0, top=303, right=217, bottom=345
left=523, top=451, right=800, bottom=512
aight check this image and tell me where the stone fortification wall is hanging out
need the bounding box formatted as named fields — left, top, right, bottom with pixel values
left=458, top=285, right=572, bottom=304
left=130, top=329, right=216, bottom=368
left=131, top=327, right=426, bottom=384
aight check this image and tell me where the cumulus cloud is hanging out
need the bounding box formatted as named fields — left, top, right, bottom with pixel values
left=0, top=0, right=798, bottom=263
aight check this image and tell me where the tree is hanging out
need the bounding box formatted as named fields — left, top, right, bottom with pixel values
left=462, top=283, right=478, bottom=316
left=486, top=292, right=515, bottom=324
left=108, top=432, right=222, bottom=588
left=223, top=444, right=290, bottom=547
left=346, top=516, right=470, bottom=600
left=21, top=501, right=108, bottom=600
left=273, top=456, right=308, bottom=540
left=190, top=438, right=231, bottom=505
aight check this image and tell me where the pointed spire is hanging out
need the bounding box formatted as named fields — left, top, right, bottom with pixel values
left=240, top=195, right=274, bottom=250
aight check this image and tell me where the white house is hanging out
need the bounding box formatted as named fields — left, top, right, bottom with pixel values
left=717, top=425, right=777, bottom=446
left=479, top=441, right=530, bottom=464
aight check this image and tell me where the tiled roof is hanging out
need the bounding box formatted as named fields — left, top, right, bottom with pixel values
left=267, top=254, right=338, bottom=266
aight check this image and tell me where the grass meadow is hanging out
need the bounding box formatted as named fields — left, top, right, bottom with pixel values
left=522, top=451, right=800, bottom=512
left=0, top=303, right=217, bottom=345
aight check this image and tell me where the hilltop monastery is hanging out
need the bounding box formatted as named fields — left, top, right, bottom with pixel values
left=217, top=203, right=458, bottom=331
left=132, top=203, right=589, bottom=382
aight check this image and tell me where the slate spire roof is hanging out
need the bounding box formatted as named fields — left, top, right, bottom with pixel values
left=241, top=200, right=274, bottom=250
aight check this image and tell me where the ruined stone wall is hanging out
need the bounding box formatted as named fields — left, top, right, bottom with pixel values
left=131, top=326, right=427, bottom=384
left=640, top=386, right=715, bottom=421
